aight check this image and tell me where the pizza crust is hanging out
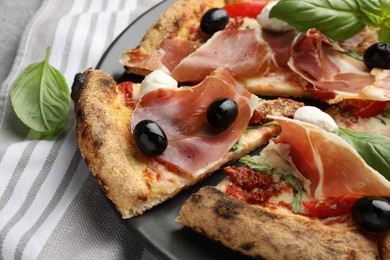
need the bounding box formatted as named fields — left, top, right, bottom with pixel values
left=177, top=186, right=383, bottom=259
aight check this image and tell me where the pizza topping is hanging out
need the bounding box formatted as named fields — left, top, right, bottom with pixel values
left=288, top=29, right=390, bottom=103
left=133, top=120, right=168, bottom=156
left=206, top=98, right=239, bottom=130
left=337, top=128, right=390, bottom=181
left=224, top=165, right=277, bottom=205
left=249, top=98, right=304, bottom=125
left=223, top=1, right=267, bottom=19
left=140, top=70, right=178, bottom=98
left=352, top=196, right=390, bottom=233
left=293, top=106, right=338, bottom=133
left=118, top=81, right=138, bottom=108
left=270, top=116, right=390, bottom=199
left=334, top=99, right=388, bottom=118
left=200, top=8, right=229, bottom=35
left=363, top=42, right=390, bottom=70
left=159, top=39, right=202, bottom=72
left=302, top=196, right=360, bottom=218
left=131, top=68, right=256, bottom=175
left=171, top=29, right=272, bottom=83
left=256, top=1, right=294, bottom=33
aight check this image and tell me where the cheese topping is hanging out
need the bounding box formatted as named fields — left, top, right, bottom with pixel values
left=294, top=106, right=339, bottom=134
left=140, top=69, right=178, bottom=97
left=257, top=1, right=294, bottom=32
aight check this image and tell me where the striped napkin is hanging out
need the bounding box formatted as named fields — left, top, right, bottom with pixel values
left=0, top=0, right=162, bottom=259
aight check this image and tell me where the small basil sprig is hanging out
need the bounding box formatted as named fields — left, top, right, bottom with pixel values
left=270, top=0, right=390, bottom=43
left=338, top=128, right=390, bottom=181
left=11, top=47, right=70, bottom=138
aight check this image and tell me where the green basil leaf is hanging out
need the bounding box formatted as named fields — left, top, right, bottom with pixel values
left=358, top=0, right=385, bottom=26
left=11, top=48, right=70, bottom=137
left=269, top=0, right=366, bottom=42
left=378, top=27, right=390, bottom=43
left=283, top=174, right=302, bottom=213
left=338, top=128, right=390, bottom=181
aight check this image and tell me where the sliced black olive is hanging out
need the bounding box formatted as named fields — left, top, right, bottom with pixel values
left=200, top=8, right=229, bottom=35
left=363, top=42, right=390, bottom=70
left=207, top=98, right=238, bottom=130
left=352, top=196, right=390, bottom=233
left=133, top=120, right=168, bottom=156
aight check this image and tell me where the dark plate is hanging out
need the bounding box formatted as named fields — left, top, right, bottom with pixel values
left=96, top=1, right=252, bottom=259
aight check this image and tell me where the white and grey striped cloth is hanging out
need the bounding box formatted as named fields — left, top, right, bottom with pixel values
left=0, top=0, right=162, bottom=259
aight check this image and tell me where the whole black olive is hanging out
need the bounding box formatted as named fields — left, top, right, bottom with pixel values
left=200, top=8, right=229, bottom=35
left=133, top=120, right=168, bottom=156
left=207, top=98, right=238, bottom=130
left=363, top=42, right=390, bottom=70
left=352, top=196, right=390, bottom=233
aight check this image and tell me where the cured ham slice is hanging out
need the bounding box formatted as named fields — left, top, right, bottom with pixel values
left=131, top=68, right=256, bottom=176
left=288, top=29, right=390, bottom=103
left=120, top=47, right=168, bottom=74
left=159, top=38, right=202, bottom=72
left=171, top=29, right=272, bottom=82
left=270, top=116, right=390, bottom=199
left=120, top=39, right=201, bottom=74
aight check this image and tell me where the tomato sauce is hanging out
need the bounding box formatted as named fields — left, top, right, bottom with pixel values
left=118, top=81, right=136, bottom=108
left=224, top=166, right=276, bottom=206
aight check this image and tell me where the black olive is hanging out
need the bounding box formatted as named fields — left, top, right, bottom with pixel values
left=200, top=8, right=229, bottom=35
left=133, top=120, right=168, bottom=156
left=363, top=42, right=390, bottom=70
left=207, top=98, right=238, bottom=130
left=352, top=196, right=390, bottom=233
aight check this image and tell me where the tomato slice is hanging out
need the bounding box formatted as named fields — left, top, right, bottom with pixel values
left=223, top=1, right=268, bottom=19
left=302, top=196, right=360, bottom=218
left=337, top=100, right=388, bottom=118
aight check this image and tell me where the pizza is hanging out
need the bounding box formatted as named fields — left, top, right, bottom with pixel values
left=71, top=0, right=390, bottom=258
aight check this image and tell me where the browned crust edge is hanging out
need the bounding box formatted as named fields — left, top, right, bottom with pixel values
left=177, top=186, right=384, bottom=259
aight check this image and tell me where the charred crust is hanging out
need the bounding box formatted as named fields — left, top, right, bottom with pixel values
left=214, top=200, right=238, bottom=219
left=76, top=109, right=85, bottom=122
left=71, top=72, right=88, bottom=102
left=189, top=193, right=203, bottom=204
left=93, top=139, right=103, bottom=149
left=99, top=78, right=114, bottom=88
left=240, top=242, right=255, bottom=251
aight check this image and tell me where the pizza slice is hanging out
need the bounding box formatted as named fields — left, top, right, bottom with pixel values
left=71, top=67, right=305, bottom=218
left=177, top=112, right=390, bottom=259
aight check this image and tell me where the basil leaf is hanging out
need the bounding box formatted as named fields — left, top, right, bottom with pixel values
left=270, top=0, right=366, bottom=42
left=283, top=174, right=302, bottom=213
left=338, top=128, right=390, bottom=181
left=379, top=27, right=390, bottom=43
left=11, top=48, right=70, bottom=137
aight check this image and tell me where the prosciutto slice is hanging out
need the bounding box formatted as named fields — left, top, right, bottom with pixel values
left=288, top=29, right=390, bottom=103
left=131, top=68, right=256, bottom=176
left=120, top=38, right=201, bottom=74
left=270, top=116, right=390, bottom=199
left=171, top=29, right=272, bottom=82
